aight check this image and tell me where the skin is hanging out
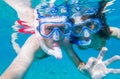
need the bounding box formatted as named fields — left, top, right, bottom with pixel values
left=1, top=23, right=72, bottom=79
left=110, top=27, right=120, bottom=39
left=4, top=0, right=35, bottom=27
left=82, top=47, right=120, bottom=79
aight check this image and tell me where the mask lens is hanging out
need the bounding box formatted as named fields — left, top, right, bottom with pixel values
left=86, top=19, right=100, bottom=32
left=40, top=24, right=54, bottom=36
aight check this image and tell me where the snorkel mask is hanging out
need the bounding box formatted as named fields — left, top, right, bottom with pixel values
left=72, top=17, right=102, bottom=46
left=73, top=18, right=102, bottom=37
left=37, top=16, right=72, bottom=41
left=35, top=1, right=71, bottom=41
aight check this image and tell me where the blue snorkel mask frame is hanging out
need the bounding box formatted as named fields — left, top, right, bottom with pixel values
left=70, top=18, right=102, bottom=46
left=37, top=21, right=72, bottom=39
left=72, top=18, right=102, bottom=37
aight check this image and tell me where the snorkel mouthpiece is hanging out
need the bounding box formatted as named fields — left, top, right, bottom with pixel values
left=52, top=43, right=62, bottom=59
left=78, top=39, right=91, bottom=46
left=53, top=46, right=62, bottom=59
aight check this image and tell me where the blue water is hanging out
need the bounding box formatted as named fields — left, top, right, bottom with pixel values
left=0, top=0, right=120, bottom=79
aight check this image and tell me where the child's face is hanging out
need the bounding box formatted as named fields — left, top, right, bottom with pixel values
left=72, top=15, right=101, bottom=46
left=38, top=16, right=72, bottom=48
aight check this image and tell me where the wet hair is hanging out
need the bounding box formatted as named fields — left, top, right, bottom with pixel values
left=89, top=0, right=112, bottom=39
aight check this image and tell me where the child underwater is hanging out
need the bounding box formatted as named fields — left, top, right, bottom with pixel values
left=1, top=0, right=120, bottom=79
left=65, top=0, right=120, bottom=78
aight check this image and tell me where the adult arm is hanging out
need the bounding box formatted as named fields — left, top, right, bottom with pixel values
left=110, top=27, right=120, bottom=39
left=4, top=0, right=35, bottom=27
left=63, top=39, right=85, bottom=70
left=1, top=35, right=40, bottom=79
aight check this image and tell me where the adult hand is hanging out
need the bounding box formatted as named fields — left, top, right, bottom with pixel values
left=80, top=47, right=120, bottom=79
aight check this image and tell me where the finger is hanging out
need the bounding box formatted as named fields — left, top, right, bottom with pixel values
left=104, top=55, right=120, bottom=66
left=97, top=47, right=108, bottom=61
left=109, top=68, right=120, bottom=74
left=85, top=57, right=96, bottom=69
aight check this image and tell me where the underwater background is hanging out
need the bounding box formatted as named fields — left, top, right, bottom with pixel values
left=0, top=0, right=120, bottom=79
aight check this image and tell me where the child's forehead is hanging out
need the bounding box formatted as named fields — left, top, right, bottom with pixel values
left=44, top=24, right=65, bottom=27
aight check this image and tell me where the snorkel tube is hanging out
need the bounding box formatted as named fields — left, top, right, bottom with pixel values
left=39, top=39, right=62, bottom=59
